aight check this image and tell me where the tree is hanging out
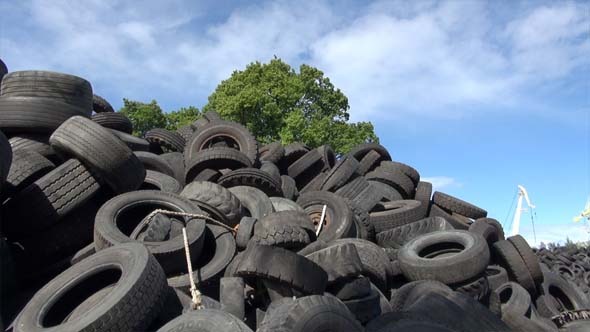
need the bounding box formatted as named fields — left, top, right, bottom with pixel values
left=119, top=99, right=166, bottom=136
left=166, top=106, right=201, bottom=131
left=202, top=58, right=378, bottom=154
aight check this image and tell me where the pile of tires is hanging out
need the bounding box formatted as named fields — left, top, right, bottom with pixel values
left=0, top=65, right=588, bottom=332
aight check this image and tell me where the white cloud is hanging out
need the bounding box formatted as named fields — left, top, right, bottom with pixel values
left=422, top=176, right=460, bottom=191
left=0, top=0, right=587, bottom=117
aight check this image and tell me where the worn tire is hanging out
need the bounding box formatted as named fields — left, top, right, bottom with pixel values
left=432, top=191, right=487, bottom=219
left=185, top=147, right=252, bottom=183
left=492, top=240, right=537, bottom=296
left=376, top=216, right=452, bottom=249
left=369, top=200, right=424, bottom=233
left=145, top=128, right=185, bottom=153
left=305, top=243, right=363, bottom=283
left=141, top=170, right=182, bottom=193
left=185, top=121, right=258, bottom=164
left=366, top=168, right=414, bottom=199
left=157, top=309, right=251, bottom=332
left=109, top=129, right=150, bottom=152
left=259, top=142, right=284, bottom=164
left=320, top=155, right=359, bottom=191
left=297, top=191, right=354, bottom=242
left=218, top=168, right=283, bottom=197
left=229, top=186, right=274, bottom=220
left=134, top=151, right=175, bottom=178
left=92, top=94, right=114, bottom=113
left=91, top=112, right=133, bottom=134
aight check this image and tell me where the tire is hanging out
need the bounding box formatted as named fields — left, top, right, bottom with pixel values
left=185, top=147, right=252, bottom=183
left=331, top=238, right=391, bottom=294
left=380, top=161, right=420, bottom=186
left=91, top=112, right=133, bottom=134
left=2, top=159, right=101, bottom=237
left=335, top=176, right=381, bottom=212
left=536, top=269, right=589, bottom=315
left=366, top=312, right=459, bottom=332
left=469, top=219, right=501, bottom=244
left=156, top=309, right=252, bottom=332
left=50, top=116, right=146, bottom=193
left=398, top=230, right=490, bottom=284
left=180, top=181, right=243, bottom=226
left=432, top=191, right=487, bottom=219
left=259, top=142, right=284, bottom=163
left=369, top=200, right=424, bottom=233
left=320, top=155, right=359, bottom=191
left=349, top=199, right=376, bottom=241
left=389, top=280, right=453, bottom=311
left=185, top=121, right=258, bottom=164
left=8, top=134, right=57, bottom=161
left=348, top=143, right=391, bottom=162
left=270, top=196, right=304, bottom=213
left=0, top=97, right=90, bottom=134
left=493, top=282, right=534, bottom=321
left=486, top=265, right=510, bottom=292
left=508, top=235, right=544, bottom=286
left=92, top=94, right=114, bottom=113
left=366, top=167, right=415, bottom=199
left=356, top=150, right=381, bottom=175
left=287, top=148, right=322, bottom=180
left=259, top=161, right=281, bottom=184
left=220, top=277, right=246, bottom=320
left=235, top=244, right=328, bottom=294
left=327, top=276, right=372, bottom=301
left=428, top=204, right=470, bottom=230
left=492, top=240, right=537, bottom=296
left=141, top=170, right=182, bottom=193
left=218, top=168, right=283, bottom=197
left=305, top=243, right=363, bottom=283
left=252, top=223, right=313, bottom=250
left=145, top=128, right=185, bottom=153
left=108, top=129, right=150, bottom=152
left=297, top=191, right=354, bottom=242
left=159, top=152, right=185, bottom=185
left=278, top=142, right=310, bottom=173
left=0, top=130, right=11, bottom=188
left=229, top=186, right=274, bottom=220
left=477, top=217, right=505, bottom=241
left=453, top=274, right=489, bottom=301
left=376, top=216, right=452, bottom=249
left=192, top=168, right=222, bottom=182
left=15, top=243, right=167, bottom=332
left=3, top=150, right=55, bottom=199
left=258, top=295, right=363, bottom=332
left=414, top=181, right=433, bottom=216
left=343, top=287, right=381, bottom=324
left=176, top=125, right=194, bottom=143
left=167, top=224, right=236, bottom=293
left=1, top=70, right=92, bottom=110
left=70, top=242, right=96, bottom=265
left=94, top=190, right=207, bottom=275
left=368, top=180, right=404, bottom=202
left=235, top=216, right=258, bottom=250
left=0, top=58, right=7, bottom=83
left=134, top=151, right=175, bottom=177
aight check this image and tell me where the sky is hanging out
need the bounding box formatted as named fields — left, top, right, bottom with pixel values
left=1, top=0, right=588, bottom=245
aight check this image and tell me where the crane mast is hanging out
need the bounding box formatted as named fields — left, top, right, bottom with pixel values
left=510, top=185, right=535, bottom=237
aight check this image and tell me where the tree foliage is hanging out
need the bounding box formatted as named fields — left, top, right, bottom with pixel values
left=202, top=58, right=378, bottom=154
left=119, top=99, right=200, bottom=136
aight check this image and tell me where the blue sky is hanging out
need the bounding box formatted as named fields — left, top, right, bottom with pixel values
left=1, top=0, right=588, bottom=245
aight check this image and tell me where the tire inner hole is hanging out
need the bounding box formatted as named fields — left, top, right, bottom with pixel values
left=419, top=242, right=465, bottom=259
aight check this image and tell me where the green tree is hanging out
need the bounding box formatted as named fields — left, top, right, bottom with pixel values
left=119, top=99, right=167, bottom=136
left=202, top=58, right=377, bottom=154
left=166, top=106, right=201, bottom=131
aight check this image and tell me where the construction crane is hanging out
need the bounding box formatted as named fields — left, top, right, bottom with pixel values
left=510, top=185, right=536, bottom=237
left=573, top=198, right=590, bottom=234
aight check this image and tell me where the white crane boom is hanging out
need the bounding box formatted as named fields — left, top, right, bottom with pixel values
left=511, top=185, right=535, bottom=236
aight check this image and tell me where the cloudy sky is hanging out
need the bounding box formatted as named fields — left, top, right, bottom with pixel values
left=1, top=0, right=588, bottom=245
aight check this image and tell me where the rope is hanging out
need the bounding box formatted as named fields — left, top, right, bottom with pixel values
left=316, top=205, right=327, bottom=236
left=133, top=209, right=238, bottom=310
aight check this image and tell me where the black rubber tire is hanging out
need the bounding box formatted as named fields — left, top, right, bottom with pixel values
left=305, top=243, right=363, bottom=283
left=257, top=210, right=316, bottom=234
left=220, top=277, right=246, bottom=320
left=92, top=94, right=114, bottom=113
left=252, top=223, right=313, bottom=250
left=299, top=172, right=326, bottom=194
left=70, top=242, right=96, bottom=265
left=0, top=96, right=90, bottom=134
left=278, top=142, right=310, bottom=173
left=141, top=170, right=182, bottom=193
left=229, top=186, right=274, bottom=220
left=134, top=151, right=175, bottom=178
left=185, top=147, right=252, bottom=183
left=235, top=244, right=328, bottom=294
left=492, top=240, right=537, bottom=296
left=327, top=276, right=372, bottom=301
left=185, top=121, right=258, bottom=164
left=192, top=168, right=222, bottom=182
left=348, top=143, right=391, bottom=162
left=156, top=309, right=252, bottom=332
left=159, top=152, right=185, bottom=185
left=4, top=150, right=54, bottom=199
left=343, top=287, right=381, bottom=324
left=331, top=238, right=391, bottom=294
left=258, top=295, right=363, bottom=332
left=469, top=219, right=501, bottom=244
left=389, top=280, right=453, bottom=311
left=428, top=204, right=470, bottom=230
left=270, top=196, right=305, bottom=213
left=50, top=116, right=146, bottom=193
left=398, top=230, right=490, bottom=284
left=335, top=176, right=381, bottom=213
left=356, top=150, right=381, bottom=175
left=508, top=235, right=544, bottom=287
left=8, top=134, right=58, bottom=161
left=320, top=155, right=359, bottom=191
left=369, top=200, right=424, bottom=233
left=348, top=199, right=376, bottom=241
left=145, top=128, right=185, bottom=153
left=477, top=217, right=505, bottom=241
left=368, top=180, right=404, bottom=202
left=94, top=190, right=207, bottom=275
left=366, top=312, right=459, bottom=332
left=0, top=130, right=11, bottom=189
left=0, top=58, right=7, bottom=83
left=297, top=191, right=354, bottom=242
left=1, top=70, right=92, bottom=109
left=536, top=269, right=589, bottom=315
left=108, top=129, right=150, bottom=152
left=432, top=191, right=487, bottom=219
left=218, top=168, right=283, bottom=197
left=235, top=216, right=258, bottom=250
left=15, top=243, right=167, bottom=332
left=167, top=224, right=236, bottom=293
left=176, top=125, right=194, bottom=143
left=486, top=265, right=510, bottom=292
left=453, top=274, right=490, bottom=301
left=259, top=142, right=284, bottom=163
left=2, top=159, right=101, bottom=237
left=366, top=167, right=415, bottom=199
left=287, top=148, right=322, bottom=180
left=91, top=112, right=133, bottom=134
left=376, top=216, right=452, bottom=249
left=414, top=181, right=433, bottom=216
left=380, top=161, right=420, bottom=186
left=259, top=161, right=281, bottom=184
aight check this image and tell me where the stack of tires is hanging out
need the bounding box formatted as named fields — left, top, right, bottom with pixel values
left=0, top=63, right=588, bottom=332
